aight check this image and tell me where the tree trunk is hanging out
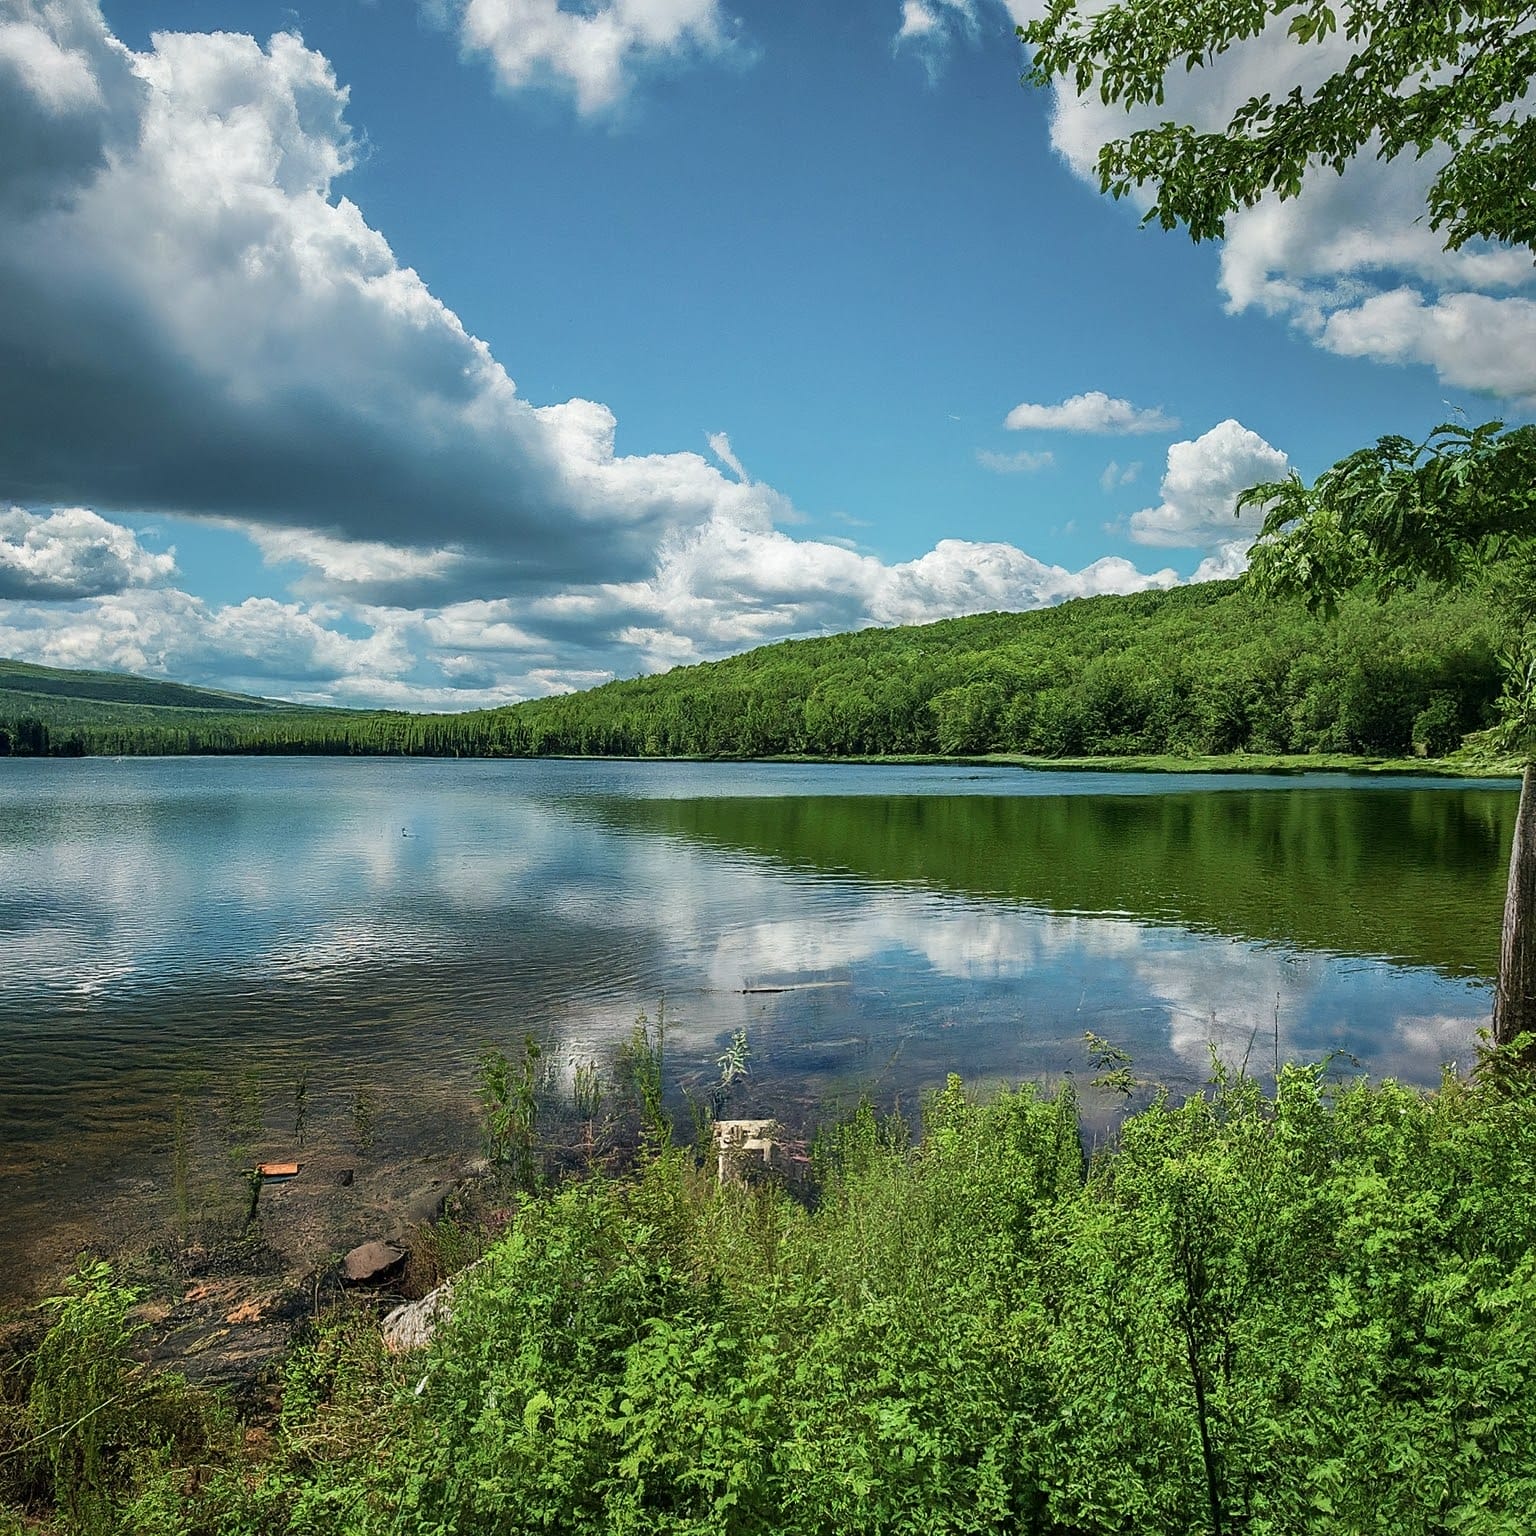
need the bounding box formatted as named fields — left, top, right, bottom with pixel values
left=1494, top=760, right=1536, bottom=1051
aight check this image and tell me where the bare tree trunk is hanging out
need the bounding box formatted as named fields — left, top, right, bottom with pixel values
left=1494, top=760, right=1536, bottom=1051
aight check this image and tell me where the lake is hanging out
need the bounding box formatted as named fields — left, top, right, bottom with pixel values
left=0, top=756, right=1518, bottom=1297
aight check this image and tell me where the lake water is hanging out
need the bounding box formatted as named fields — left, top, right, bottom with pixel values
left=0, top=757, right=1518, bottom=1297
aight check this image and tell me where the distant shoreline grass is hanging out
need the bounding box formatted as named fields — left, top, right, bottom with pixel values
left=749, top=749, right=1525, bottom=778
left=1, top=746, right=1523, bottom=778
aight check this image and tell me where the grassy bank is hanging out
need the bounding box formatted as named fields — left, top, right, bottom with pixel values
left=6, top=1054, right=1536, bottom=1534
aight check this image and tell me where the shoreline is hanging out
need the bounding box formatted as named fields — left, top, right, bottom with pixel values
left=1, top=748, right=1523, bottom=778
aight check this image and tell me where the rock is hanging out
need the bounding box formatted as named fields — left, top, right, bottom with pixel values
left=713, top=1119, right=780, bottom=1184
left=340, top=1239, right=406, bottom=1284
left=380, top=1257, right=484, bottom=1352
left=400, top=1178, right=448, bottom=1225
left=382, top=1283, right=451, bottom=1352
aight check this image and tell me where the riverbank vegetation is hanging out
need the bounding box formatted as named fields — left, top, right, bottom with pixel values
left=0, top=579, right=1516, bottom=763
left=6, top=1053, right=1536, bottom=1534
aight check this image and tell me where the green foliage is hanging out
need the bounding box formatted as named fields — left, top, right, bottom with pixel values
left=25, top=1262, right=146, bottom=1528
left=617, top=1005, right=673, bottom=1151
left=365, top=1082, right=1082, bottom=1536
left=1022, top=2, right=1536, bottom=258
left=1033, top=1062, right=1536, bottom=1533
left=715, top=1029, right=750, bottom=1092
left=1018, top=3, right=1536, bottom=1055
left=691, top=1028, right=752, bottom=1135
left=1084, top=1031, right=1135, bottom=1097
left=1241, top=420, right=1536, bottom=761
left=492, top=581, right=1506, bottom=762
left=11, top=1262, right=236, bottom=1534
left=572, top=1059, right=606, bottom=1122
left=1413, top=693, right=1463, bottom=757
left=478, top=1034, right=543, bottom=1189
left=17, top=1071, right=1536, bottom=1533
left=1235, top=421, right=1536, bottom=1048
left=809, top=1095, right=910, bottom=1192
left=1242, top=423, right=1536, bottom=608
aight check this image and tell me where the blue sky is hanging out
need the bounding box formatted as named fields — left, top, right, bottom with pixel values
left=0, top=0, right=1531, bottom=706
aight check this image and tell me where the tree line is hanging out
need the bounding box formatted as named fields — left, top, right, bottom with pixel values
left=0, top=580, right=1510, bottom=762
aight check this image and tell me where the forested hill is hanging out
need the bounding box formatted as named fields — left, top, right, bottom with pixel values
left=0, top=658, right=350, bottom=756
left=495, top=580, right=1507, bottom=761
left=0, top=580, right=1513, bottom=759
left=0, top=657, right=284, bottom=712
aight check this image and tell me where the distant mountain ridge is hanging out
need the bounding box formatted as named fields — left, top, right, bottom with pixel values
left=0, top=657, right=285, bottom=714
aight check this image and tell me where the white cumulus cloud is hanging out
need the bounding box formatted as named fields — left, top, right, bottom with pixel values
left=706, top=432, right=749, bottom=483
left=0, top=1, right=776, bottom=592
left=896, top=0, right=977, bottom=45
left=1008, top=0, right=1536, bottom=402
left=558, top=510, right=1180, bottom=674
left=0, top=587, right=408, bottom=697
left=977, top=448, right=1054, bottom=474
left=0, top=507, right=175, bottom=599
left=451, top=0, right=729, bottom=115
left=1098, top=459, right=1140, bottom=492
left=1318, top=289, right=1536, bottom=399
left=1128, top=419, right=1289, bottom=553
left=0, top=4, right=1195, bottom=706
left=1005, top=391, right=1178, bottom=434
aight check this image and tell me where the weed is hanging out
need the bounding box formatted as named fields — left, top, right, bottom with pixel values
left=1084, top=1029, right=1136, bottom=1097
left=685, top=1027, right=756, bottom=1164
left=350, top=1085, right=378, bottom=1154
left=224, top=1065, right=264, bottom=1151
left=403, top=1217, right=486, bottom=1296
left=170, top=1090, right=192, bottom=1240
left=617, top=1002, right=671, bottom=1151
left=23, top=1262, right=144, bottom=1529
left=478, top=1033, right=542, bottom=1190
left=570, top=1057, right=608, bottom=1172
left=292, top=1062, right=310, bottom=1149
left=18, top=1067, right=1536, bottom=1534
left=717, top=1026, right=751, bottom=1090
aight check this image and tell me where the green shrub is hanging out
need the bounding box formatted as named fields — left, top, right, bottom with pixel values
left=17, top=1068, right=1536, bottom=1534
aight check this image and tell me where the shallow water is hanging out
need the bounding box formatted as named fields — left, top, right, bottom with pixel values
left=0, top=756, right=1517, bottom=1297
